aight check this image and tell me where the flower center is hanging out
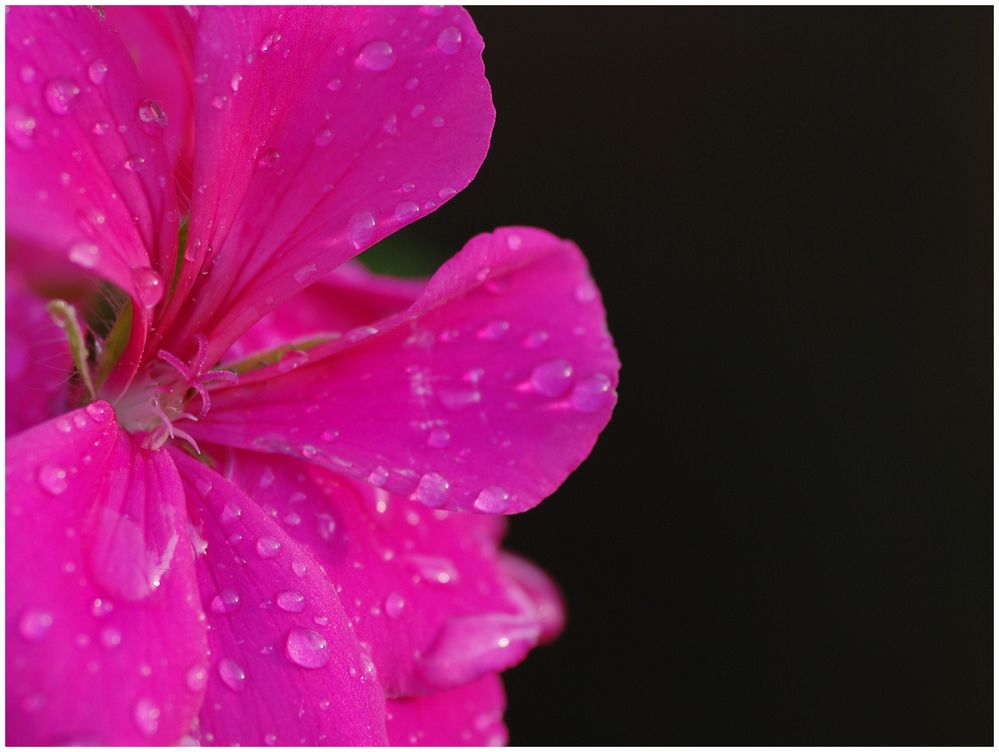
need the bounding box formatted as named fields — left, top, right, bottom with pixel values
left=115, top=334, right=237, bottom=453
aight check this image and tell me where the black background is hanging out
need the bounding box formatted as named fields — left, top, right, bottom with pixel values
left=367, top=8, right=993, bottom=746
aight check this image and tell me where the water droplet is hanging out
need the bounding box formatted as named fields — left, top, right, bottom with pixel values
left=314, top=127, right=334, bottom=147
left=137, top=99, right=168, bottom=130
left=477, top=320, right=510, bottom=341
left=69, top=241, right=99, bottom=269
left=438, top=387, right=481, bottom=412
left=38, top=465, right=68, bottom=495
left=410, top=103, right=426, bottom=118
left=383, top=112, right=398, bottom=135
left=571, top=373, right=613, bottom=412
left=259, top=30, right=282, bottom=53
left=132, top=267, right=164, bottom=308
left=186, top=665, right=207, bottom=692
left=473, top=486, right=511, bottom=513
left=259, top=467, right=276, bottom=488
left=6, top=105, right=36, bottom=148
left=210, top=588, right=241, bottom=615
left=522, top=329, right=549, bottom=349
left=257, top=148, right=280, bottom=169
left=44, top=77, right=80, bottom=115
left=367, top=466, right=389, bottom=487
left=401, top=181, right=416, bottom=193
left=20, top=65, right=36, bottom=84
left=315, top=513, right=336, bottom=541
left=346, top=210, right=376, bottom=249
left=230, top=73, right=242, bottom=92
left=318, top=698, right=331, bottom=710
left=292, top=560, right=308, bottom=577
left=405, top=76, right=420, bottom=90
left=530, top=358, right=574, bottom=397
left=100, top=626, right=122, bottom=649
left=264, top=734, right=278, bottom=746
left=426, top=427, right=451, bottom=449
left=211, top=94, right=227, bottom=110
left=218, top=658, right=246, bottom=692
left=124, top=154, right=146, bottom=172
left=438, top=186, right=456, bottom=199
left=413, top=472, right=450, bottom=508
left=432, top=115, right=445, bottom=128
left=384, top=592, right=406, bottom=619
left=436, top=26, right=463, bottom=54
left=85, top=402, right=112, bottom=422
left=410, top=555, right=459, bottom=585
left=256, top=536, right=281, bottom=559
left=18, top=609, right=53, bottom=641
left=326, top=77, right=343, bottom=92
left=574, top=280, right=598, bottom=303
left=276, top=590, right=305, bottom=613
left=293, top=263, right=317, bottom=284
left=91, top=597, right=114, bottom=618
left=321, top=429, right=339, bottom=443
left=357, top=40, right=396, bottom=71
left=134, top=698, right=161, bottom=736
left=285, top=628, right=331, bottom=669
left=394, top=201, right=419, bottom=222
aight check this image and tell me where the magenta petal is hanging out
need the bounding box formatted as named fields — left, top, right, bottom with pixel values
left=153, top=5, right=494, bottom=366
left=227, top=261, right=425, bottom=363
left=6, top=7, right=179, bottom=301
left=212, top=450, right=538, bottom=696
left=499, top=552, right=567, bottom=645
left=170, top=450, right=388, bottom=746
left=6, top=272, right=72, bottom=435
left=6, top=405, right=207, bottom=745
left=387, top=674, right=508, bottom=746
left=196, top=227, right=620, bottom=515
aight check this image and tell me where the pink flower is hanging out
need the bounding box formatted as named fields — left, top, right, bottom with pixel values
left=6, top=6, right=619, bottom=746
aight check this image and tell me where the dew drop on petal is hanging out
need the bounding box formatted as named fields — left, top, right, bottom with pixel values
left=357, top=40, right=396, bottom=71
left=100, top=626, right=122, bottom=649
left=133, top=698, right=161, bottom=736
left=413, top=472, right=450, bottom=508
left=44, top=77, right=80, bottom=115
left=292, top=560, right=308, bottom=577
left=256, top=536, right=282, bottom=559
left=326, top=77, right=343, bottom=91
left=530, top=358, right=574, bottom=397
left=438, top=387, right=481, bottom=412
left=124, top=154, right=146, bottom=172
left=218, top=658, right=246, bottom=692
left=38, top=465, right=68, bottom=495
left=18, top=609, right=53, bottom=641
left=477, top=320, right=510, bottom=342
left=230, top=73, right=242, bottom=92
left=132, top=267, right=164, bottom=308
left=346, top=210, right=376, bottom=249
left=257, top=148, right=280, bottom=169
left=6, top=105, right=37, bottom=148
left=574, top=280, right=598, bottom=303
left=384, top=592, right=406, bottom=619
left=367, top=466, right=389, bottom=487
left=276, top=591, right=305, bottom=613
left=473, top=486, right=511, bottom=514
left=426, top=427, right=451, bottom=449
left=285, top=628, right=332, bottom=669
left=137, top=99, right=168, bottom=130
left=293, top=263, right=317, bottom=284
left=210, top=588, right=241, bottom=615
left=69, top=241, right=100, bottom=269
left=436, top=26, right=463, bottom=54
left=522, top=329, right=549, bottom=349
left=186, top=665, right=207, bottom=692
left=571, top=373, right=613, bottom=412
left=394, top=201, right=419, bottom=222
left=314, top=127, right=334, bottom=147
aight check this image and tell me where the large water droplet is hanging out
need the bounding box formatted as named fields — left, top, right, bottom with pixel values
left=571, top=373, right=613, bottom=412
left=44, top=77, right=80, bottom=115
left=256, top=536, right=282, bottom=559
left=186, top=665, right=207, bottom=692
left=384, top=592, right=406, bottom=619
left=218, top=658, right=246, bottom=692
left=285, top=628, right=331, bottom=669
left=436, top=26, right=463, bottom=54
left=69, top=241, right=100, bottom=269
left=18, top=609, right=53, bottom=641
left=473, top=486, right=511, bottom=513
left=346, top=210, right=376, bottom=249
left=132, top=267, right=164, bottom=308
left=6, top=105, right=37, bottom=148
left=413, top=472, right=450, bottom=508
left=276, top=590, right=305, bottom=613
left=426, top=427, right=451, bottom=449
left=137, top=99, right=168, bottom=131
left=357, top=40, right=396, bottom=71
left=393, top=201, right=420, bottom=222
left=87, top=59, right=108, bottom=85
left=133, top=698, right=161, bottom=736
left=210, top=588, right=241, bottom=615
left=38, top=464, right=68, bottom=495
left=530, top=358, right=574, bottom=397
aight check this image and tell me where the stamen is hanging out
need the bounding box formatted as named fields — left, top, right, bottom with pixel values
left=157, top=349, right=194, bottom=382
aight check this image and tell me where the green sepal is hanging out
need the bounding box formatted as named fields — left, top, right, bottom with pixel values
left=95, top=299, right=133, bottom=388
left=47, top=299, right=96, bottom=399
